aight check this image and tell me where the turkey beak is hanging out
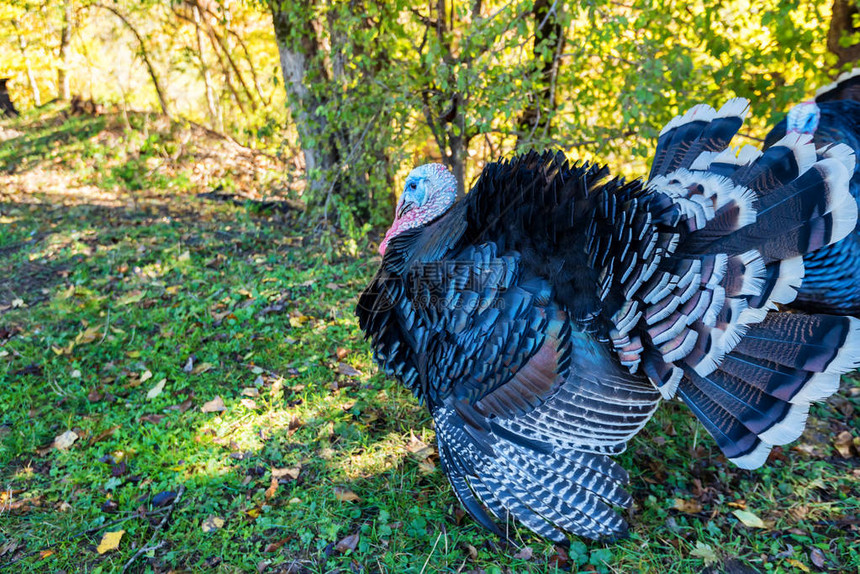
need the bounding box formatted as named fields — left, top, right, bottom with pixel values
left=397, top=202, right=414, bottom=219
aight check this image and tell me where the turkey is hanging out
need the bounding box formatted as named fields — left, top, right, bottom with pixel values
left=764, top=68, right=860, bottom=314
left=357, top=99, right=860, bottom=542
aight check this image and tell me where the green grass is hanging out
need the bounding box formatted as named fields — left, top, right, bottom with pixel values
left=1, top=110, right=859, bottom=573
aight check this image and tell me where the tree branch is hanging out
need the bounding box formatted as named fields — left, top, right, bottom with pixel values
left=90, top=3, right=169, bottom=116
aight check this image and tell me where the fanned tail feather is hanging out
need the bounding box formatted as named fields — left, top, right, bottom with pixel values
left=600, top=98, right=860, bottom=469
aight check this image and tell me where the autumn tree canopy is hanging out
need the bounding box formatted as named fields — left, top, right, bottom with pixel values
left=1, top=0, right=857, bottom=227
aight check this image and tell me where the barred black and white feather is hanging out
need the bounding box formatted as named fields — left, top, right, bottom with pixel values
left=763, top=69, right=860, bottom=315
left=357, top=99, right=860, bottom=542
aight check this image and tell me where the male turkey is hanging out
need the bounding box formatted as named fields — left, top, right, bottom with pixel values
left=357, top=99, right=860, bottom=542
left=764, top=68, right=860, bottom=315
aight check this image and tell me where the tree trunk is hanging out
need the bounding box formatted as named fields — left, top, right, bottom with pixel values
left=193, top=5, right=220, bottom=130
left=517, top=0, right=564, bottom=148
left=828, top=0, right=860, bottom=68
left=57, top=1, right=72, bottom=101
left=13, top=21, right=41, bottom=107
left=268, top=0, right=338, bottom=200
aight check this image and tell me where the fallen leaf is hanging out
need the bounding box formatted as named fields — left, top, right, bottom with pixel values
left=152, top=491, right=177, bottom=507
left=264, top=538, right=291, bottom=553
left=183, top=357, right=194, bottom=372
left=691, top=542, right=718, bottom=565
left=465, top=544, right=478, bottom=560
left=96, top=530, right=124, bottom=554
left=513, top=546, right=533, bottom=560
left=787, top=559, right=810, bottom=573
left=810, top=548, right=825, bottom=569
left=75, top=326, right=102, bottom=345
left=89, top=425, right=120, bottom=445
left=39, top=549, right=53, bottom=559
left=168, top=398, right=195, bottom=413
left=272, top=466, right=301, bottom=480
left=240, top=398, right=259, bottom=410
left=834, top=431, right=858, bottom=458
left=139, top=370, right=153, bottom=384
left=202, top=516, right=225, bottom=532
left=326, top=282, right=342, bottom=290
left=336, top=347, right=349, bottom=359
left=336, top=363, right=361, bottom=377
left=53, top=430, right=79, bottom=450
left=192, top=362, right=214, bottom=375
left=242, top=387, right=260, bottom=397
left=335, top=533, right=359, bottom=553
left=201, top=396, right=226, bottom=413
left=417, top=460, right=436, bottom=474
left=0, top=539, right=20, bottom=556
left=733, top=509, right=766, bottom=528
left=117, top=290, right=145, bottom=306
left=265, top=477, right=278, bottom=500
left=333, top=486, right=361, bottom=502
left=140, top=414, right=165, bottom=424
left=674, top=498, right=703, bottom=514
left=70, top=369, right=81, bottom=378
left=146, top=379, right=166, bottom=400
left=110, top=461, right=128, bottom=477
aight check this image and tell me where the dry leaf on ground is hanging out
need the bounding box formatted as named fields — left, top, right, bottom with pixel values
left=53, top=430, right=78, bottom=450
left=146, top=378, right=166, bottom=400
left=733, top=509, right=766, bottom=528
left=265, top=477, right=278, bottom=500
left=96, top=530, right=124, bottom=554
left=333, top=486, right=361, bottom=502
left=272, top=466, right=301, bottom=480
left=202, top=516, right=225, bottom=532
left=201, top=396, right=226, bottom=413
left=335, top=533, right=359, bottom=553
left=673, top=498, right=703, bottom=514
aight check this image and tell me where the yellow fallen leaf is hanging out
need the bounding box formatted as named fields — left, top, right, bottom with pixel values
left=146, top=379, right=166, bottom=400
left=96, top=530, right=124, bottom=554
left=674, top=498, right=703, bottom=514
left=787, top=559, right=810, bottom=572
left=140, top=370, right=153, bottom=384
left=191, top=362, right=214, bottom=375
left=201, top=516, right=225, bottom=532
left=334, top=487, right=361, bottom=502
left=75, top=326, right=102, bottom=345
left=733, top=509, right=766, bottom=528
left=117, top=290, right=145, bottom=306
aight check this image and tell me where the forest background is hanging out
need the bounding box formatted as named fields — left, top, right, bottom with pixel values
left=4, top=0, right=860, bottom=233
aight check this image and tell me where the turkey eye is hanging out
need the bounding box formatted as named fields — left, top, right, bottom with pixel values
left=409, top=182, right=417, bottom=190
